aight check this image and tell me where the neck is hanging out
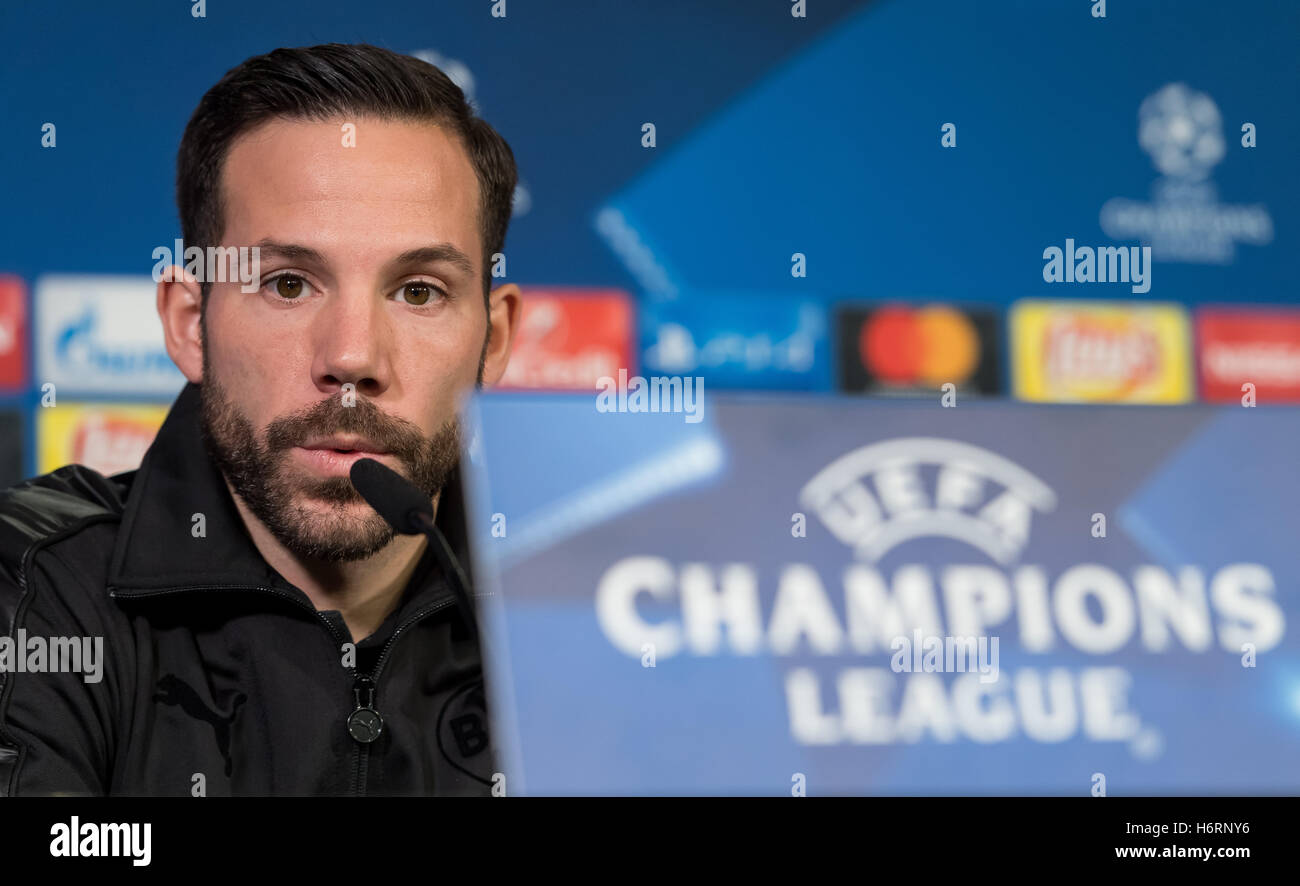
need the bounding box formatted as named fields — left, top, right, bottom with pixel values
left=226, top=481, right=437, bottom=643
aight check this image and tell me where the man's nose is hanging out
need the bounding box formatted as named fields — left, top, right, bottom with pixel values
left=310, top=290, right=394, bottom=399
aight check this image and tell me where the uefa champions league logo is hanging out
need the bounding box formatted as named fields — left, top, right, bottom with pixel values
left=1100, top=83, right=1272, bottom=264
left=1138, top=83, right=1225, bottom=182
left=800, top=438, right=1057, bottom=566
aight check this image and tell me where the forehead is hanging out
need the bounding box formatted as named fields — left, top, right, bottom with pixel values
left=219, top=116, right=481, bottom=259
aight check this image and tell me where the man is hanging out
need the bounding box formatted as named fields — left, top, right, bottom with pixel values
left=0, top=44, right=521, bottom=795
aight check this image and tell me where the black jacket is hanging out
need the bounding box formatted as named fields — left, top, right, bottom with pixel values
left=0, top=383, right=493, bottom=796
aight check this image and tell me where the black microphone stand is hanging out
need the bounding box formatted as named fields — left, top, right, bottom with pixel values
left=409, top=509, right=480, bottom=642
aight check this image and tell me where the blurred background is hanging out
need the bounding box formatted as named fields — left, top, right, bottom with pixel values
left=1, top=0, right=1296, bottom=794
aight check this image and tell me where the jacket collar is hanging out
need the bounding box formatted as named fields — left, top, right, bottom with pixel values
left=108, top=382, right=471, bottom=600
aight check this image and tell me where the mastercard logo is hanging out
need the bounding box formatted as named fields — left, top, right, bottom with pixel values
left=857, top=305, right=981, bottom=386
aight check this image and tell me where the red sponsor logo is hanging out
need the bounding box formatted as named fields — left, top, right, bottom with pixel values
left=857, top=305, right=981, bottom=385
left=1197, top=308, right=1300, bottom=402
left=0, top=276, right=28, bottom=389
left=499, top=288, right=634, bottom=390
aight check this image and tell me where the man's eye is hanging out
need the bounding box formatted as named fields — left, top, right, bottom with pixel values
left=397, top=283, right=440, bottom=306
left=269, top=275, right=308, bottom=300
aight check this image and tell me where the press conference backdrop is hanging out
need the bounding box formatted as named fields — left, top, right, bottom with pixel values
left=0, top=0, right=1296, bottom=793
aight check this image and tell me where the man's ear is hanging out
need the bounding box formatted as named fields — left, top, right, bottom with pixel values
left=479, top=282, right=522, bottom=387
left=156, top=265, right=204, bottom=384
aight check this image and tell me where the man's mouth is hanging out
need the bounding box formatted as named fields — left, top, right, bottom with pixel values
left=299, top=434, right=390, bottom=455
left=293, top=435, right=394, bottom=476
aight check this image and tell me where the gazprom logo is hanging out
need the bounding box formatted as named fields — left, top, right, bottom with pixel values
left=799, top=438, right=1056, bottom=565
left=36, top=275, right=186, bottom=396
left=55, top=307, right=174, bottom=376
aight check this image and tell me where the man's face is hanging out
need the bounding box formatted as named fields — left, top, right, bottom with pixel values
left=198, top=116, right=488, bottom=561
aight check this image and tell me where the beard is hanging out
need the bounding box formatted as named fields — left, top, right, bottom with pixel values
left=199, top=376, right=463, bottom=563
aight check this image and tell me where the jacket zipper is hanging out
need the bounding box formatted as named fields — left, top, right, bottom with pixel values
left=350, top=597, right=458, bottom=796
left=114, top=583, right=457, bottom=796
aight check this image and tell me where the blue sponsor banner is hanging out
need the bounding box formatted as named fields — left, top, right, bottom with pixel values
left=465, top=394, right=1300, bottom=794
left=639, top=291, right=832, bottom=391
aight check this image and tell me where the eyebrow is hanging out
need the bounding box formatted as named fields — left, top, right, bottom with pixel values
left=252, top=240, right=477, bottom=278
left=388, top=245, right=476, bottom=278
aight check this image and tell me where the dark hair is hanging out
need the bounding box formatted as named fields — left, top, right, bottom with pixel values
left=176, top=43, right=517, bottom=306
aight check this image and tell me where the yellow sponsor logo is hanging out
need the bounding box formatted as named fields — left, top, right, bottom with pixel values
left=1011, top=300, right=1191, bottom=403
left=37, top=403, right=168, bottom=476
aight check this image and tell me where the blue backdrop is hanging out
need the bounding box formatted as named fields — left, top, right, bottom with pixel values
left=1, top=0, right=1294, bottom=303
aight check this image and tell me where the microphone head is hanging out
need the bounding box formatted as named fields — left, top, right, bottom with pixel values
left=349, top=457, right=433, bottom=535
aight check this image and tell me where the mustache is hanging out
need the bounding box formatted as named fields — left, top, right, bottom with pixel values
left=262, top=395, right=429, bottom=463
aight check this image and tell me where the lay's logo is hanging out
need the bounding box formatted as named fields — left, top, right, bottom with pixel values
left=1012, top=300, right=1191, bottom=403
left=37, top=403, right=168, bottom=476
left=1044, top=315, right=1160, bottom=391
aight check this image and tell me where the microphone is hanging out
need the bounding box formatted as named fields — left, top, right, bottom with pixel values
left=350, top=457, right=479, bottom=640
left=350, top=456, right=434, bottom=534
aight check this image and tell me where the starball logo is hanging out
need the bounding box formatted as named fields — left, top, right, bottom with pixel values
left=1100, top=83, right=1273, bottom=264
